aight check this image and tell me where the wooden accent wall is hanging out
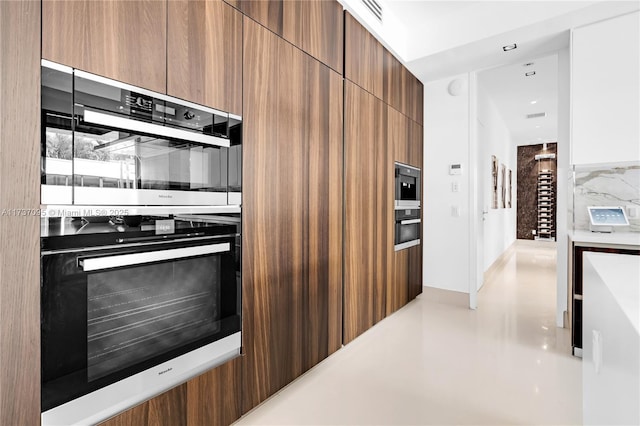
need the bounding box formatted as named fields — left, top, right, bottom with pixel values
left=168, top=0, right=243, bottom=115
left=242, top=17, right=343, bottom=411
left=42, top=0, right=167, bottom=93
left=99, top=358, right=242, bottom=426
left=0, top=2, right=41, bottom=425
left=230, top=0, right=343, bottom=73
left=345, top=12, right=424, bottom=125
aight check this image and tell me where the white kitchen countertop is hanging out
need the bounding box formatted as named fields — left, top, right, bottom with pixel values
left=584, top=252, right=640, bottom=334
left=570, top=230, right=640, bottom=247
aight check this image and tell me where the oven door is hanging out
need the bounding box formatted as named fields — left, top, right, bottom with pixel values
left=41, top=236, right=241, bottom=424
left=394, top=208, right=421, bottom=251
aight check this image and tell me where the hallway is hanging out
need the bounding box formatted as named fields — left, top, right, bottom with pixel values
left=234, top=241, right=582, bottom=425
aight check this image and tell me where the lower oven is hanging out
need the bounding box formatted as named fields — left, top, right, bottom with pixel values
left=394, top=208, right=421, bottom=251
left=40, top=212, right=241, bottom=425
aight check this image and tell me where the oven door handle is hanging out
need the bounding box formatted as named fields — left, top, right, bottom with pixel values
left=83, top=109, right=231, bottom=148
left=78, top=242, right=230, bottom=272
left=399, top=219, right=421, bottom=225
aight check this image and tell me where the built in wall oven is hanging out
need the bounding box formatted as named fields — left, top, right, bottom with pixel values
left=395, top=162, right=421, bottom=209
left=41, top=60, right=242, bottom=207
left=40, top=211, right=241, bottom=425
left=394, top=208, right=421, bottom=251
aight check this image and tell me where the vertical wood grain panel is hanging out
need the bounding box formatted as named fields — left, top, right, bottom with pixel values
left=344, top=12, right=383, bottom=99
left=283, top=0, right=344, bottom=74
left=374, top=97, right=390, bottom=324
left=242, top=16, right=343, bottom=411
left=389, top=249, right=410, bottom=314
left=0, top=2, right=41, bottom=425
left=186, top=358, right=242, bottom=426
left=408, top=244, right=423, bottom=300
left=167, top=0, right=242, bottom=115
left=237, top=0, right=284, bottom=36
left=100, top=384, right=187, bottom=426
left=242, top=17, right=287, bottom=409
left=42, top=0, right=167, bottom=93
left=344, top=81, right=376, bottom=344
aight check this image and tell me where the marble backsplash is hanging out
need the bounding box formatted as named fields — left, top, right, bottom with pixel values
left=572, top=162, right=640, bottom=232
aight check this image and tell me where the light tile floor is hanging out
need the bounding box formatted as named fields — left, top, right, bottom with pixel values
left=234, top=241, right=582, bottom=425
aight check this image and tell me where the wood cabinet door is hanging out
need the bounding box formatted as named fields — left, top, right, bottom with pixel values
left=99, top=384, right=187, bottom=426
left=242, top=17, right=343, bottom=413
left=42, top=0, right=167, bottom=93
left=344, top=12, right=384, bottom=99
left=344, top=81, right=377, bottom=344
left=389, top=249, right=410, bottom=315
left=167, top=0, right=242, bottom=115
left=408, top=244, right=423, bottom=300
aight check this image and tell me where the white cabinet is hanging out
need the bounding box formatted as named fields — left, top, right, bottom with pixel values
left=571, top=11, right=640, bottom=165
left=583, top=252, right=639, bottom=425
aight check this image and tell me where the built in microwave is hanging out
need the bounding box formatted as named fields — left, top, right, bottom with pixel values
left=395, top=162, right=421, bottom=209
left=40, top=210, right=241, bottom=425
left=41, top=60, right=242, bottom=207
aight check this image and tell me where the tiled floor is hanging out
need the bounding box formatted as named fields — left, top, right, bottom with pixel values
left=234, top=241, right=582, bottom=425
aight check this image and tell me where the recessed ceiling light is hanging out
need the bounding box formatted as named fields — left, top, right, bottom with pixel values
left=530, top=100, right=537, bottom=104
left=502, top=43, right=517, bottom=52
left=525, top=71, right=536, bottom=77
left=524, top=62, right=535, bottom=67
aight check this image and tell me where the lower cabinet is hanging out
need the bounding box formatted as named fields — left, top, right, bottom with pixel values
left=99, top=358, right=242, bottom=426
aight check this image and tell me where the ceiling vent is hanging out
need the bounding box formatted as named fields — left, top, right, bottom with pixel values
left=526, top=112, right=547, bottom=119
left=362, top=0, right=382, bottom=22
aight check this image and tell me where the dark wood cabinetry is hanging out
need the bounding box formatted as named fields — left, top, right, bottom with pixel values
left=42, top=0, right=167, bottom=93
left=231, top=0, right=343, bottom=73
left=345, top=12, right=424, bottom=125
left=242, top=17, right=343, bottom=411
left=345, top=13, right=384, bottom=99
left=167, top=0, right=242, bottom=115
left=99, top=358, right=242, bottom=426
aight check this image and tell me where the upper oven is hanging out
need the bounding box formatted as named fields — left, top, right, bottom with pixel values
left=40, top=212, right=241, bottom=425
left=395, top=162, right=421, bottom=209
left=41, top=60, right=242, bottom=207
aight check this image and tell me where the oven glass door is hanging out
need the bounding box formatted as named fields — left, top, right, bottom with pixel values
left=71, top=118, right=229, bottom=205
left=41, top=238, right=240, bottom=412
left=395, top=221, right=420, bottom=245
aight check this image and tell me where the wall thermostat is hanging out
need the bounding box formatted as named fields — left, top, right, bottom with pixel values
left=449, top=164, right=462, bottom=175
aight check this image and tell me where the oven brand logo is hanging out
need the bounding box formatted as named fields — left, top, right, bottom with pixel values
left=158, top=367, right=173, bottom=376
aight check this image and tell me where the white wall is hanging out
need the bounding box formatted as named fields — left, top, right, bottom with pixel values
left=571, top=11, right=640, bottom=165
left=476, top=84, right=517, bottom=275
left=423, top=74, right=471, bottom=293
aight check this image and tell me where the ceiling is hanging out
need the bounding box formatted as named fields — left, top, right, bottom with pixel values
left=478, top=54, right=559, bottom=146
left=340, top=0, right=639, bottom=149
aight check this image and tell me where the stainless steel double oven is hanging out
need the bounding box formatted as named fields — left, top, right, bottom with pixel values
left=394, top=162, right=421, bottom=251
left=40, top=61, right=242, bottom=425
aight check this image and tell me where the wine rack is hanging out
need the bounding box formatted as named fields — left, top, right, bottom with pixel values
left=536, top=169, right=555, bottom=241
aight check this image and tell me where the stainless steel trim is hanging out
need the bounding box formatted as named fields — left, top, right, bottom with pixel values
left=74, top=187, right=228, bottom=207
left=74, top=69, right=228, bottom=117
left=41, top=234, right=239, bottom=255
left=400, top=219, right=421, bottom=225
left=41, top=59, right=72, bottom=74
left=573, top=347, right=583, bottom=358
left=41, top=332, right=241, bottom=426
left=41, top=204, right=241, bottom=217
left=393, top=161, right=421, bottom=172
left=574, top=294, right=583, bottom=301
left=228, top=113, right=242, bottom=121
left=228, top=192, right=242, bottom=206
left=83, top=110, right=231, bottom=147
left=395, top=201, right=421, bottom=209
left=79, top=242, right=230, bottom=271
left=394, top=239, right=421, bottom=251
